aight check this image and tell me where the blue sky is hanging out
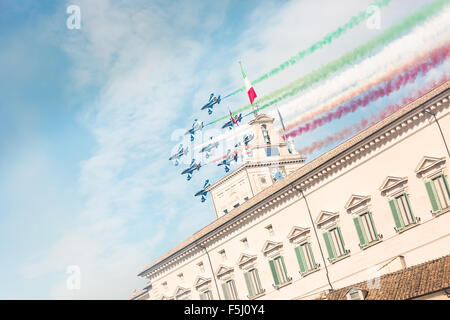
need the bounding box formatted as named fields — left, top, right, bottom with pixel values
left=0, top=0, right=446, bottom=299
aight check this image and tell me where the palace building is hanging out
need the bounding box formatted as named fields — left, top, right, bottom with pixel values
left=131, top=81, right=450, bottom=300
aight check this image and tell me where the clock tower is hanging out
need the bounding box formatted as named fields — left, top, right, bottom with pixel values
left=206, top=113, right=306, bottom=219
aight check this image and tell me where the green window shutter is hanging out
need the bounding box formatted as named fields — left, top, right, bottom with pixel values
left=230, top=280, right=238, bottom=300
left=254, top=269, right=262, bottom=293
left=244, top=272, right=254, bottom=298
left=306, top=243, right=317, bottom=269
left=199, top=292, right=205, bottom=300
left=336, top=227, right=346, bottom=252
left=222, top=282, right=231, bottom=300
left=442, top=175, right=450, bottom=198
left=389, top=199, right=404, bottom=230
left=269, top=260, right=280, bottom=286
left=403, top=193, right=415, bottom=223
left=323, top=232, right=336, bottom=260
left=353, top=216, right=368, bottom=247
left=367, top=212, right=379, bottom=240
left=295, top=246, right=307, bottom=274
left=425, top=181, right=441, bottom=213
left=280, top=256, right=289, bottom=280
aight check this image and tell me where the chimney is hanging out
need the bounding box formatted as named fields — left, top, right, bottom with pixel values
left=398, top=255, right=407, bottom=269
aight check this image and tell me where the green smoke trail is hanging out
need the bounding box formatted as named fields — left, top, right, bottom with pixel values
left=211, top=0, right=449, bottom=124
left=223, top=0, right=391, bottom=99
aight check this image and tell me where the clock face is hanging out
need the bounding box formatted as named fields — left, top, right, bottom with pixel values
left=271, top=167, right=285, bottom=181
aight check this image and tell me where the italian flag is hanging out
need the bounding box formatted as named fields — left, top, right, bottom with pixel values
left=240, top=62, right=257, bottom=104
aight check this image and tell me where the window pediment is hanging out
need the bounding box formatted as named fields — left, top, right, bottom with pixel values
left=287, top=226, right=310, bottom=243
left=193, top=276, right=211, bottom=290
left=345, top=195, right=371, bottom=214
left=415, top=156, right=446, bottom=178
left=315, top=211, right=339, bottom=229
left=236, top=253, right=257, bottom=268
left=261, top=240, right=283, bottom=256
left=174, top=286, right=191, bottom=299
left=379, top=176, right=408, bottom=196
left=215, top=265, right=234, bottom=279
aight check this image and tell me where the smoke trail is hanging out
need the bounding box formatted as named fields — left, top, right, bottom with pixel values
left=297, top=75, right=449, bottom=155
left=285, top=44, right=450, bottom=138
left=223, top=0, right=392, bottom=98
left=196, top=7, right=449, bottom=155
left=284, top=40, right=450, bottom=132
left=279, top=7, right=450, bottom=131
left=208, top=0, right=449, bottom=124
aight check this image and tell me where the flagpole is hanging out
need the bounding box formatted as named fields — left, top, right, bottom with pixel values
left=277, top=105, right=286, bottom=140
left=277, top=106, right=296, bottom=154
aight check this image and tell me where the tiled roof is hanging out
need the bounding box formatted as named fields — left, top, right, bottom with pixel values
left=326, top=254, right=450, bottom=300
left=138, top=80, right=450, bottom=277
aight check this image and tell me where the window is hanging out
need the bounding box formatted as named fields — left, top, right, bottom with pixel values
left=223, top=209, right=228, bottom=214
left=222, top=279, right=238, bottom=300
left=241, top=238, right=249, bottom=248
left=177, top=273, right=184, bottom=281
left=261, top=124, right=271, bottom=144
left=353, top=212, right=379, bottom=247
left=265, top=225, right=274, bottom=236
left=219, top=250, right=227, bottom=261
left=266, top=147, right=280, bottom=157
left=197, top=262, right=205, bottom=273
left=269, top=256, right=290, bottom=286
left=244, top=268, right=264, bottom=298
left=199, top=290, right=213, bottom=300
left=389, top=193, right=416, bottom=231
left=323, top=227, right=348, bottom=261
left=294, top=242, right=318, bottom=274
left=425, top=174, right=450, bottom=214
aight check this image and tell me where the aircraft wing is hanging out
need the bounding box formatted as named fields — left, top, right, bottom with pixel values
left=194, top=190, right=205, bottom=197
left=181, top=167, right=193, bottom=174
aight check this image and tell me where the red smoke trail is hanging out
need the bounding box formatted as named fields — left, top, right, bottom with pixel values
left=283, top=43, right=450, bottom=133
left=286, top=43, right=450, bottom=139
left=297, top=75, right=449, bottom=155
